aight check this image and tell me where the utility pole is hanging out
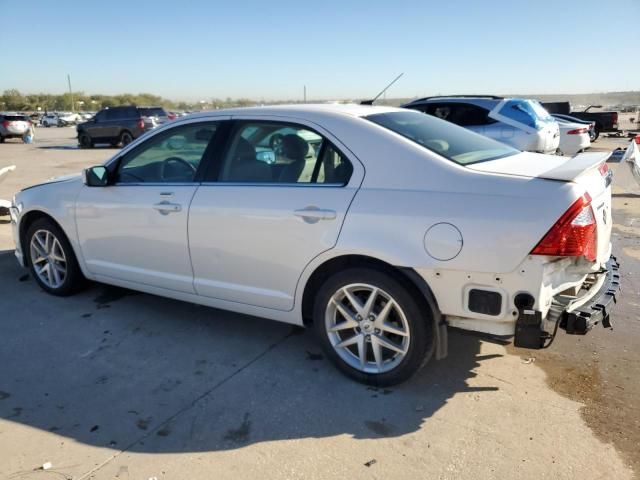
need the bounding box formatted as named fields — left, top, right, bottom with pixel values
left=67, top=74, right=74, bottom=112
left=303, top=85, right=307, bottom=103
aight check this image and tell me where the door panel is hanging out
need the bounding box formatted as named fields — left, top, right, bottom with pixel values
left=189, top=185, right=357, bottom=310
left=188, top=117, right=362, bottom=311
left=75, top=120, right=222, bottom=292
left=76, top=186, right=198, bottom=292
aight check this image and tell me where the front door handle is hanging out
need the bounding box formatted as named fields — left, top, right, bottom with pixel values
left=294, top=207, right=337, bottom=224
left=153, top=201, right=182, bottom=215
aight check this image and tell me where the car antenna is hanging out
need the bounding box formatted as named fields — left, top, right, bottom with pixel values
left=360, top=73, right=404, bottom=105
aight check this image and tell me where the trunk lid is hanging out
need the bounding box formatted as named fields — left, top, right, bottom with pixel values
left=469, top=151, right=613, bottom=264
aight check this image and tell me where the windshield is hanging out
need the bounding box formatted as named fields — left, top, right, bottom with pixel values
left=366, top=111, right=519, bottom=165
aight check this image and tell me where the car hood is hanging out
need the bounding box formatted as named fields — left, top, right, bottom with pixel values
left=21, top=173, right=82, bottom=192
left=467, top=151, right=611, bottom=182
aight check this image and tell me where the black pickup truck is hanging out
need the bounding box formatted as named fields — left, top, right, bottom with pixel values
left=541, top=102, right=619, bottom=138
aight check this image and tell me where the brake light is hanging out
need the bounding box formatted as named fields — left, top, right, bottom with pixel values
left=531, top=193, right=597, bottom=262
left=168, top=113, right=176, bottom=120
left=1, top=121, right=9, bottom=128
left=635, top=134, right=640, bottom=145
left=567, top=127, right=588, bottom=135
left=137, top=119, right=145, bottom=129
left=612, top=112, right=618, bottom=123
left=598, top=162, right=609, bottom=176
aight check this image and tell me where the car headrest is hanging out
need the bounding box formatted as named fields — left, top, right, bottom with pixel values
left=233, top=137, right=256, bottom=165
left=282, top=134, right=308, bottom=161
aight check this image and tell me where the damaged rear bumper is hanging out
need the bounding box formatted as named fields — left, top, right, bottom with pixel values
left=514, top=256, right=621, bottom=349
left=561, top=256, right=621, bottom=334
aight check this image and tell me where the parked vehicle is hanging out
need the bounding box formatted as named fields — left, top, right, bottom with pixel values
left=552, top=114, right=596, bottom=142
left=75, top=106, right=159, bottom=148
left=555, top=119, right=591, bottom=155
left=0, top=165, right=16, bottom=215
left=10, top=105, right=619, bottom=385
left=0, top=114, right=32, bottom=142
left=402, top=96, right=560, bottom=154
left=138, top=106, right=171, bottom=125
left=41, top=113, right=61, bottom=127
left=571, top=106, right=619, bottom=136
left=542, top=102, right=619, bottom=137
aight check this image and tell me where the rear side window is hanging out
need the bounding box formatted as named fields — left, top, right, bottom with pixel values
left=3, top=115, right=29, bottom=121
left=216, top=121, right=352, bottom=185
left=104, top=109, right=122, bottom=121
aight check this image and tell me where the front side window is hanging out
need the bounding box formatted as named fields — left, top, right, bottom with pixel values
left=116, top=122, right=218, bottom=183
left=217, top=122, right=352, bottom=185
left=367, top=110, right=518, bottom=165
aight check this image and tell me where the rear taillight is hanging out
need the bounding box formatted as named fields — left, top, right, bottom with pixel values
left=137, top=119, right=145, bottom=129
left=1, top=121, right=9, bottom=128
left=635, top=134, right=640, bottom=145
left=168, top=113, right=176, bottom=120
left=598, top=162, right=609, bottom=176
left=531, top=193, right=597, bottom=262
left=567, top=127, right=588, bottom=135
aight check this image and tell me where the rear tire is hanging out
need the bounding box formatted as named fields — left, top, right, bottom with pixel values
left=313, top=267, right=434, bottom=386
left=26, top=218, right=85, bottom=296
left=0, top=136, right=4, bottom=143
left=119, top=131, right=133, bottom=147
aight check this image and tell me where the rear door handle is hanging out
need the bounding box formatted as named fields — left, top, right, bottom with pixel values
left=153, top=201, right=182, bottom=215
left=294, top=207, right=337, bottom=224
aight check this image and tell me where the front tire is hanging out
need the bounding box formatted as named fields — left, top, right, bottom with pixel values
left=313, top=267, right=434, bottom=386
left=26, top=218, right=85, bottom=296
left=78, top=132, right=93, bottom=148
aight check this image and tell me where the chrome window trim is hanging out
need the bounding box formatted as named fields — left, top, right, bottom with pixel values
left=112, top=182, right=199, bottom=187
left=198, top=182, right=348, bottom=188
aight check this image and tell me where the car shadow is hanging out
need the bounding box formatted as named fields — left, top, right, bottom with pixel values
left=37, top=144, right=118, bottom=150
left=0, top=250, right=500, bottom=455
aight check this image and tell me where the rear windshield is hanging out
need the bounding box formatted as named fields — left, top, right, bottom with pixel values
left=3, top=115, right=29, bottom=121
left=366, top=111, right=518, bottom=165
left=139, top=107, right=167, bottom=117
left=497, top=99, right=554, bottom=130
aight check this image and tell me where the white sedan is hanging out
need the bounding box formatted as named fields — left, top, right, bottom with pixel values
left=9, top=105, right=620, bottom=385
left=556, top=118, right=592, bottom=155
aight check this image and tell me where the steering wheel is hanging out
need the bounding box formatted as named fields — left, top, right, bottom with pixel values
left=160, top=157, right=196, bottom=181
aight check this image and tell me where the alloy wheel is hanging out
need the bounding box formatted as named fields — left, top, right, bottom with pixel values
left=325, top=283, right=411, bottom=374
left=29, top=229, right=67, bottom=289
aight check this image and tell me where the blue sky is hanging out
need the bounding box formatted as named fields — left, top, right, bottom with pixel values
left=1, top=0, right=638, bottom=100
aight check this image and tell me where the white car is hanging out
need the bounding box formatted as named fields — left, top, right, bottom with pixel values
left=9, top=105, right=620, bottom=385
left=41, top=113, right=61, bottom=127
left=402, top=96, right=561, bottom=154
left=556, top=119, right=591, bottom=155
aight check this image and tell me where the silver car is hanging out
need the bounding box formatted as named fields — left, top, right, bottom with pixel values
left=0, top=114, right=31, bottom=143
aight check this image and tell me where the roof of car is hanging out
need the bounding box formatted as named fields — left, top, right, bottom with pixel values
left=184, top=103, right=402, bottom=121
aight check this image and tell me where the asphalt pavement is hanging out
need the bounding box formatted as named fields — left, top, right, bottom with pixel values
left=0, top=127, right=637, bottom=480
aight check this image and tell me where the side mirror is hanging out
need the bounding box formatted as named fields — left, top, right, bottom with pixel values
left=84, top=165, right=109, bottom=187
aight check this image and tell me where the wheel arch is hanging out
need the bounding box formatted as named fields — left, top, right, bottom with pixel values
left=300, top=254, right=447, bottom=359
